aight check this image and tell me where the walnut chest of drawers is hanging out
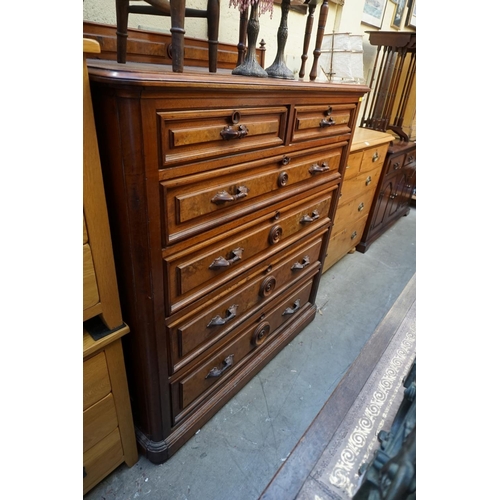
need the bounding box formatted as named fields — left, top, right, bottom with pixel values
left=323, top=128, right=394, bottom=272
left=88, top=60, right=369, bottom=463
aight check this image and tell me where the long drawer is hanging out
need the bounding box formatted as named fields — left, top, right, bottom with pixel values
left=158, top=106, right=288, bottom=168
left=169, top=276, right=317, bottom=423
left=340, top=167, right=382, bottom=204
left=163, top=189, right=335, bottom=314
left=166, top=233, right=324, bottom=373
left=160, top=145, right=342, bottom=246
left=334, top=190, right=377, bottom=232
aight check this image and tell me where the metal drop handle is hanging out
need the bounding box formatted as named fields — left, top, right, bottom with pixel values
left=291, top=255, right=310, bottom=270
left=209, top=247, right=244, bottom=269
left=300, top=210, right=320, bottom=224
left=309, top=162, right=330, bottom=174
left=358, top=202, right=364, bottom=212
left=211, top=186, right=249, bottom=204
left=351, top=231, right=357, bottom=240
left=205, top=354, right=234, bottom=378
left=220, top=124, right=248, bottom=140
left=365, top=176, right=372, bottom=186
left=319, top=117, right=336, bottom=127
left=372, top=152, right=379, bottom=162
left=283, top=299, right=300, bottom=316
left=207, top=305, right=238, bottom=327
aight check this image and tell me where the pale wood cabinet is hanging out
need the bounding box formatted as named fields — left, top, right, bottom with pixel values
left=323, top=128, right=394, bottom=272
left=88, top=58, right=369, bottom=463
left=83, top=38, right=138, bottom=495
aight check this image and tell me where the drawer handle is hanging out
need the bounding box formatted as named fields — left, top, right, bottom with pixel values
left=283, top=299, right=300, bottom=316
left=351, top=231, right=357, bottom=240
left=365, top=176, right=372, bottom=186
left=358, top=202, right=364, bottom=212
left=207, top=304, right=238, bottom=327
left=209, top=247, right=244, bottom=269
left=211, top=186, right=249, bottom=204
left=309, top=162, right=330, bottom=174
left=282, top=156, right=291, bottom=165
left=269, top=225, right=283, bottom=245
left=260, top=276, right=277, bottom=297
left=252, top=322, right=270, bottom=346
left=300, top=210, right=320, bottom=224
left=220, top=124, right=248, bottom=140
left=393, top=162, right=401, bottom=170
left=407, top=155, right=414, bottom=163
left=291, top=255, right=310, bottom=270
left=319, top=117, right=336, bottom=127
left=205, top=354, right=234, bottom=379
left=372, top=152, right=379, bottom=162
left=390, top=193, right=397, bottom=199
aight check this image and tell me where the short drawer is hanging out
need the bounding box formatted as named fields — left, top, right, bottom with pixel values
left=160, top=146, right=342, bottom=246
left=340, top=168, right=381, bottom=204
left=158, top=106, right=288, bottom=168
left=344, top=151, right=363, bottom=180
left=83, top=243, right=100, bottom=312
left=387, top=153, right=406, bottom=174
left=83, top=393, right=118, bottom=453
left=166, top=234, right=324, bottom=373
left=333, top=190, right=377, bottom=231
left=163, top=190, right=334, bottom=314
left=404, top=148, right=416, bottom=166
left=291, top=104, right=355, bottom=144
left=359, top=143, right=389, bottom=174
left=169, top=277, right=316, bottom=421
left=83, top=351, right=111, bottom=411
left=83, top=427, right=124, bottom=495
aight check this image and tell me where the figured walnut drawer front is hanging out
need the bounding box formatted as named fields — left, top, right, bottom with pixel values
left=344, top=151, right=363, bottom=180
left=83, top=427, right=124, bottom=495
left=166, top=235, right=324, bottom=373
left=164, top=191, right=333, bottom=312
left=359, top=143, right=389, bottom=174
left=159, top=106, right=288, bottom=168
left=83, top=393, right=119, bottom=453
left=340, top=167, right=381, bottom=204
left=83, top=243, right=100, bottom=312
left=160, top=146, right=341, bottom=246
left=291, top=104, right=355, bottom=144
left=83, top=352, right=111, bottom=411
left=170, top=277, right=316, bottom=421
left=334, top=191, right=376, bottom=232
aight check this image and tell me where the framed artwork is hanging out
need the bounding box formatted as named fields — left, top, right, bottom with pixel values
left=405, top=0, right=416, bottom=29
left=361, top=0, right=389, bottom=29
left=391, top=0, right=407, bottom=30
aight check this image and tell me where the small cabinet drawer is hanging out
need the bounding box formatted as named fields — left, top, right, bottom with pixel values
left=404, top=149, right=416, bottom=166
left=83, top=393, right=119, bottom=453
left=291, top=104, right=355, bottom=144
left=83, top=243, right=100, bottom=312
left=160, top=146, right=341, bottom=246
left=388, top=153, right=406, bottom=174
left=170, top=277, right=316, bottom=421
left=158, top=106, right=288, bottom=168
left=83, top=352, right=111, bottom=411
left=340, top=168, right=381, bottom=204
left=166, top=234, right=324, bottom=373
left=344, top=151, right=363, bottom=180
left=359, top=143, right=389, bottom=174
left=163, top=190, right=334, bottom=313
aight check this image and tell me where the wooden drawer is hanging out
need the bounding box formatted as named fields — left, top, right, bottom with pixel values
left=163, top=189, right=334, bottom=314
left=83, top=243, right=100, bottom=312
left=344, top=151, right=363, bottom=180
left=333, top=190, right=377, bottom=232
left=83, top=393, right=119, bottom=453
left=160, top=145, right=342, bottom=246
left=170, top=276, right=316, bottom=422
left=83, top=427, right=124, bottom=495
left=404, top=148, right=416, bottom=167
left=166, top=234, right=324, bottom=373
left=83, top=352, right=111, bottom=410
left=158, top=106, right=288, bottom=168
left=291, top=104, right=355, bottom=144
left=387, top=153, right=406, bottom=175
left=340, top=168, right=381, bottom=204
left=324, top=215, right=369, bottom=271
left=359, top=143, right=389, bottom=174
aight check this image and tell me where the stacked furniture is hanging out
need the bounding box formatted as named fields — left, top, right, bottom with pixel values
left=323, top=128, right=393, bottom=272
left=87, top=58, right=369, bottom=463
left=83, top=38, right=138, bottom=494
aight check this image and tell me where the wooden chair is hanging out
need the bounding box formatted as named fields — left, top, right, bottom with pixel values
left=116, top=0, right=220, bottom=73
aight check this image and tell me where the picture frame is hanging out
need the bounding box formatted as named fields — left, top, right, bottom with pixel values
left=361, top=0, right=389, bottom=29
left=405, top=0, right=416, bottom=29
left=390, top=0, right=407, bottom=30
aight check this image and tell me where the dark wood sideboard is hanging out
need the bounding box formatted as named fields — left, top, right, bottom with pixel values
left=88, top=59, right=369, bottom=463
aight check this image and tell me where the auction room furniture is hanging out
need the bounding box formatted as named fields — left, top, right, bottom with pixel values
left=87, top=57, right=369, bottom=463
left=356, top=31, right=416, bottom=253
left=323, top=128, right=393, bottom=272
left=83, top=38, right=138, bottom=494
left=116, top=0, right=220, bottom=73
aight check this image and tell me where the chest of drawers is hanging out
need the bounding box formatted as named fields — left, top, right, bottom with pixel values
left=323, top=128, right=394, bottom=271
left=88, top=60, right=369, bottom=463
